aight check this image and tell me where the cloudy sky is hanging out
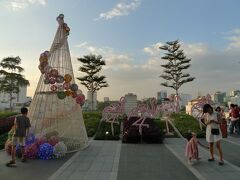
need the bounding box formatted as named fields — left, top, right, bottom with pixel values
left=1, top=0, right=240, bottom=101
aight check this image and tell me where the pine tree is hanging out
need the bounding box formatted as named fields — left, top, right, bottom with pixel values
left=0, top=56, right=29, bottom=110
left=77, top=54, right=108, bottom=111
left=159, top=40, right=195, bottom=96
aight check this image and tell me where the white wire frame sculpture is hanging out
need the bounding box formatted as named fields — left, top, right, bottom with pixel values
left=28, top=14, right=88, bottom=152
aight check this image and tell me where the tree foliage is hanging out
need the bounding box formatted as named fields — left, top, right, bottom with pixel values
left=159, top=40, right=195, bottom=95
left=77, top=54, right=108, bottom=110
left=0, top=56, right=29, bottom=109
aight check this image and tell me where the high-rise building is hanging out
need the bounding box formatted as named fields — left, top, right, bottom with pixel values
left=213, top=91, right=226, bottom=104
left=124, top=93, right=137, bottom=115
left=103, top=97, right=110, bottom=102
left=157, top=90, right=167, bottom=103
left=229, top=90, right=240, bottom=97
left=179, top=93, right=192, bottom=109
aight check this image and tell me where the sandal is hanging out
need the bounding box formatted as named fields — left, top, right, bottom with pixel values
left=21, top=158, right=27, bottom=163
left=6, top=160, right=16, bottom=167
left=208, top=158, right=215, bottom=162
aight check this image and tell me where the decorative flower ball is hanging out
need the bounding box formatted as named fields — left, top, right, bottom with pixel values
left=65, top=90, right=72, bottom=96
left=76, top=94, right=85, bottom=106
left=25, top=133, right=35, bottom=146
left=44, top=78, right=50, bottom=85
left=48, top=136, right=59, bottom=146
left=64, top=74, right=72, bottom=83
left=56, top=75, right=64, bottom=83
left=35, top=137, right=47, bottom=147
left=43, top=65, right=52, bottom=73
left=38, top=143, right=53, bottom=160
left=71, top=91, right=77, bottom=98
left=25, top=143, right=38, bottom=159
left=49, top=77, right=56, bottom=85
left=53, top=142, right=67, bottom=158
left=50, top=69, right=58, bottom=77
left=50, top=85, right=57, bottom=92
left=70, top=84, right=78, bottom=91
left=63, top=82, right=70, bottom=90
left=57, top=91, right=66, bottom=99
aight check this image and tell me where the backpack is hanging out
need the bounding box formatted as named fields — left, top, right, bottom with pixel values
left=232, top=108, right=239, bottom=118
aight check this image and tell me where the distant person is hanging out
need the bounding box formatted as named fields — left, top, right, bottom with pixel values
left=185, top=132, right=208, bottom=165
left=215, top=106, right=227, bottom=138
left=229, top=104, right=240, bottom=135
left=203, top=104, right=224, bottom=165
left=6, top=107, right=31, bottom=167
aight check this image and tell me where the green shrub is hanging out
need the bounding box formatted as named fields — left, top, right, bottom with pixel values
left=94, top=121, right=120, bottom=140
left=0, top=133, right=7, bottom=150
left=0, top=111, right=18, bottom=119
left=171, top=112, right=205, bottom=138
left=83, top=112, right=101, bottom=137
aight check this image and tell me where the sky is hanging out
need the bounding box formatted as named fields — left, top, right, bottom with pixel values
left=1, top=0, right=240, bottom=101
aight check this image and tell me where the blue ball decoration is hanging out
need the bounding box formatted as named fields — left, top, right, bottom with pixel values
left=38, top=143, right=54, bottom=160
left=25, top=133, right=35, bottom=146
left=70, top=83, right=78, bottom=91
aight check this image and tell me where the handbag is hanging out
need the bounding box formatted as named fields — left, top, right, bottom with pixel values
left=211, top=128, right=220, bottom=135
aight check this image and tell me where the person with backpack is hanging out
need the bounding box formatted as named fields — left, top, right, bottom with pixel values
left=229, top=104, right=240, bottom=135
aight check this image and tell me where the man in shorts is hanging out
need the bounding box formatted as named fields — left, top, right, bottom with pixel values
left=6, top=107, right=31, bottom=167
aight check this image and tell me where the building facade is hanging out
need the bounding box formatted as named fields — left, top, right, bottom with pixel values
left=124, top=93, right=137, bottom=115
left=87, top=91, right=97, bottom=111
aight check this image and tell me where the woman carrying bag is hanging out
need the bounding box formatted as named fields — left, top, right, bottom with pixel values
left=202, top=104, right=224, bottom=165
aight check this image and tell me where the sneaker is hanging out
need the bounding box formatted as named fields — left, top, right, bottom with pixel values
left=208, top=158, right=215, bottom=162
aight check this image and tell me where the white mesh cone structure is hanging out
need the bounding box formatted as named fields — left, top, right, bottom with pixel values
left=28, top=14, right=88, bottom=152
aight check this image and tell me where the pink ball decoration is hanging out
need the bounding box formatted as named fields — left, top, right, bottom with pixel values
left=49, top=77, right=56, bottom=84
left=50, top=85, right=57, bottom=91
left=25, top=143, right=38, bottom=159
left=63, top=82, right=70, bottom=90
left=50, top=69, right=58, bottom=77
left=48, top=136, right=59, bottom=146
left=76, top=94, right=85, bottom=106
left=35, top=137, right=47, bottom=147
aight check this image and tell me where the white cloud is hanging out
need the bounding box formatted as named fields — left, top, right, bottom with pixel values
left=95, top=0, right=141, bottom=20
left=143, top=42, right=163, bottom=56
left=3, top=0, right=47, bottom=11
left=224, top=28, right=240, bottom=50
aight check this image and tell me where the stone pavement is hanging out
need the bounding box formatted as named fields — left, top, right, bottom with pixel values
left=1, top=137, right=240, bottom=180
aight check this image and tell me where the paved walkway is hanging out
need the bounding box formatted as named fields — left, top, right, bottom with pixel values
left=1, top=136, right=240, bottom=180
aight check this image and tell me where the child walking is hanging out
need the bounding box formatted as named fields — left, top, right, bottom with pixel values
left=185, top=132, right=208, bottom=165
left=6, top=107, right=31, bottom=167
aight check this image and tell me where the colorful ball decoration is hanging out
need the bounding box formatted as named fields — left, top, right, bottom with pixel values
left=35, top=137, right=47, bottom=147
left=71, top=91, right=77, bottom=98
left=63, top=82, right=70, bottom=90
left=50, top=85, right=57, bottom=92
left=25, top=133, right=36, bottom=146
left=43, top=65, right=52, bottom=73
left=64, top=74, right=72, bottom=83
left=44, top=79, right=50, bottom=85
left=47, top=136, right=59, bottom=146
left=49, top=77, right=56, bottom=85
left=65, top=90, right=72, bottom=96
left=76, top=94, right=85, bottom=106
left=56, top=75, right=64, bottom=83
left=57, top=91, right=66, bottom=99
left=38, top=143, right=54, bottom=160
left=50, top=69, right=58, bottom=77
left=25, top=143, right=38, bottom=159
left=70, top=84, right=78, bottom=91
left=53, top=142, right=67, bottom=158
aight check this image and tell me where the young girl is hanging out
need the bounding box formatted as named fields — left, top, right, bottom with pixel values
left=185, top=132, right=208, bottom=165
